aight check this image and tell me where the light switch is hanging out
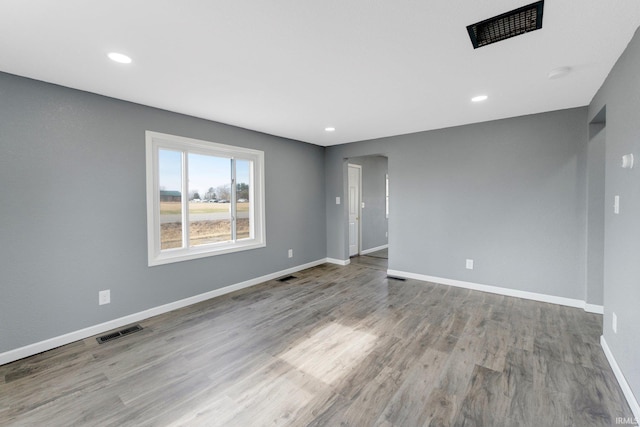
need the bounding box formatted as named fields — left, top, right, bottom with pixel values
left=614, top=195, right=620, bottom=214
left=336, top=197, right=341, bottom=205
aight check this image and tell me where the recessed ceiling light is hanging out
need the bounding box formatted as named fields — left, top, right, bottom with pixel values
left=548, top=66, right=572, bottom=79
left=471, top=95, right=488, bottom=102
left=108, top=52, right=132, bottom=64
left=325, top=127, right=336, bottom=132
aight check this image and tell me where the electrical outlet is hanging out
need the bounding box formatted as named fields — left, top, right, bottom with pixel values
left=385, top=231, right=388, bottom=238
left=99, top=290, right=110, bottom=305
left=336, top=197, right=341, bottom=205
left=612, top=312, right=617, bottom=333
left=466, top=259, right=474, bottom=270
left=288, top=249, right=293, bottom=258
left=361, top=202, right=365, bottom=208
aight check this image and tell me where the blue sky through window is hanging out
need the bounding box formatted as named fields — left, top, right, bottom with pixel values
left=159, top=149, right=250, bottom=195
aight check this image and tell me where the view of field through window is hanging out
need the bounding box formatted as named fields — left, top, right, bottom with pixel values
left=158, top=149, right=251, bottom=250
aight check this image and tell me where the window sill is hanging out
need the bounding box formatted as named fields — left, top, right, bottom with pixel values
left=148, top=240, right=266, bottom=266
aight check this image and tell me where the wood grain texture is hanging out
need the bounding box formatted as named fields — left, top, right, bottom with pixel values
left=0, top=256, right=635, bottom=426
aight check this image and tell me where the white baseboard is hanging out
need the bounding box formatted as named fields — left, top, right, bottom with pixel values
left=601, top=336, right=640, bottom=422
left=0, top=258, right=329, bottom=366
left=360, top=244, right=388, bottom=255
left=584, top=303, right=605, bottom=314
left=326, top=257, right=350, bottom=266
left=0, top=261, right=607, bottom=367
left=386, top=269, right=601, bottom=313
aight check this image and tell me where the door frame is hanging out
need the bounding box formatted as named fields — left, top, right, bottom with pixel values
left=347, top=163, right=362, bottom=257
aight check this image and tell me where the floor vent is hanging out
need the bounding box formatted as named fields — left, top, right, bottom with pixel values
left=96, top=324, right=143, bottom=344
left=277, top=275, right=297, bottom=282
left=387, top=276, right=407, bottom=281
left=467, top=1, right=544, bottom=49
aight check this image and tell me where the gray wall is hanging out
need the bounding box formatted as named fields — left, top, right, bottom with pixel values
left=0, top=72, right=326, bottom=354
left=589, top=27, right=640, bottom=400
left=585, top=128, right=605, bottom=306
left=347, top=155, right=388, bottom=252
left=326, top=108, right=589, bottom=300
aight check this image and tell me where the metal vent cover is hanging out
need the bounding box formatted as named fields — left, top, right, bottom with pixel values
left=96, top=324, right=143, bottom=344
left=467, top=1, right=544, bottom=49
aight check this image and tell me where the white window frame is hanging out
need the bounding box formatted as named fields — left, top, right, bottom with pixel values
left=145, top=131, right=265, bottom=266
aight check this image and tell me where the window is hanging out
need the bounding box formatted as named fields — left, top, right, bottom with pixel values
left=145, top=131, right=265, bottom=266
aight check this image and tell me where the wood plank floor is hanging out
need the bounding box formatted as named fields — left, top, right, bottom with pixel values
left=1, top=257, right=635, bottom=426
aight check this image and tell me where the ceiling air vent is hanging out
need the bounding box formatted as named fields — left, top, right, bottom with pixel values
left=467, top=1, right=544, bottom=49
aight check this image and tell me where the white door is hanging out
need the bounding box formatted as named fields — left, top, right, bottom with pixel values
left=348, top=164, right=361, bottom=256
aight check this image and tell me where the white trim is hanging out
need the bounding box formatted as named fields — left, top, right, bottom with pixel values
left=385, top=173, right=389, bottom=219
left=386, top=269, right=596, bottom=312
left=601, top=336, right=640, bottom=422
left=326, top=257, right=351, bottom=266
left=0, top=260, right=605, bottom=367
left=0, top=258, right=328, bottom=366
left=347, top=163, right=362, bottom=257
left=360, top=244, right=389, bottom=255
left=584, top=303, right=604, bottom=314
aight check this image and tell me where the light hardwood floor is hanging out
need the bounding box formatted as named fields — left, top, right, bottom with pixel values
left=1, top=257, right=635, bottom=426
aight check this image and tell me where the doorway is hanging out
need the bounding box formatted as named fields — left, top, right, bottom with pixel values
left=586, top=108, right=606, bottom=309
left=345, top=155, right=389, bottom=263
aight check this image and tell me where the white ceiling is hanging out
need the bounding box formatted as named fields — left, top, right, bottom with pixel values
left=1, top=1, right=639, bottom=146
